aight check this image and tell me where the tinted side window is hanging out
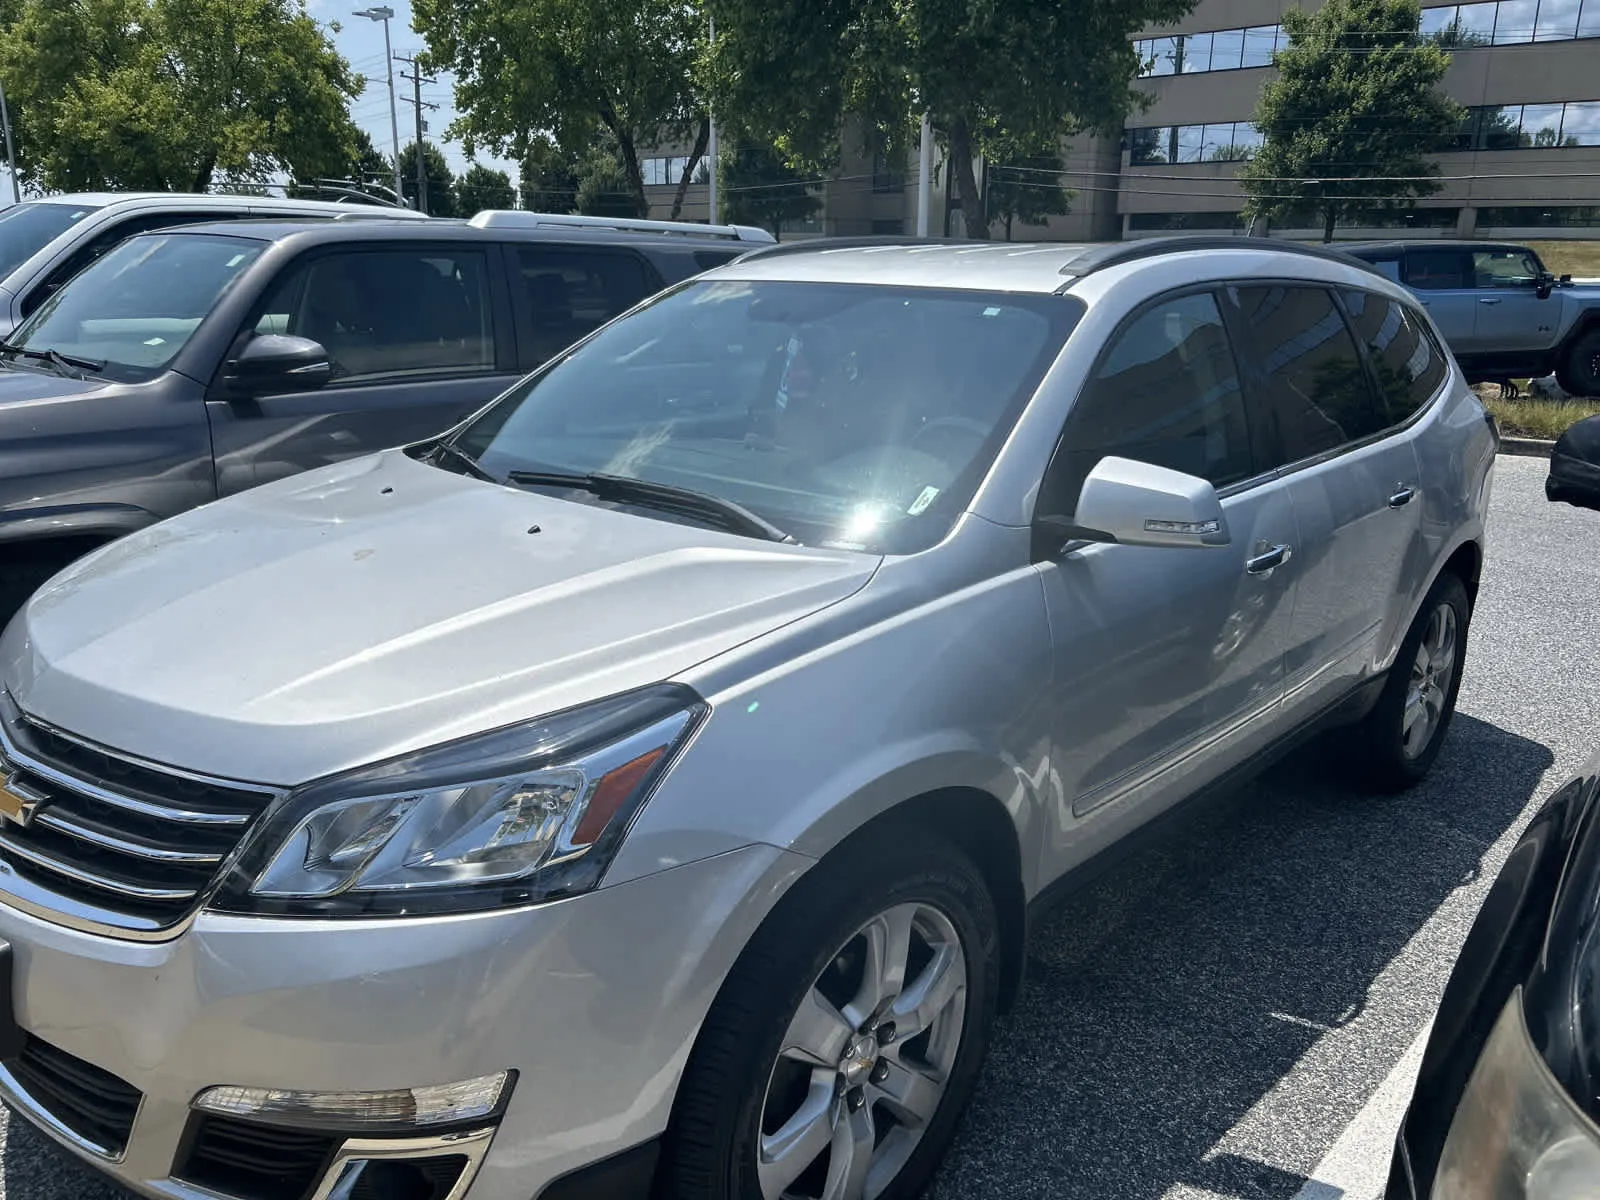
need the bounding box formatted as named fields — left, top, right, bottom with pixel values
left=1472, top=248, right=1541, bottom=287
left=1403, top=249, right=1470, bottom=290
left=1045, top=291, right=1253, bottom=516
left=1340, top=289, right=1450, bottom=424
left=1232, top=284, right=1387, bottom=464
left=254, top=247, right=495, bottom=381
left=517, top=247, right=658, bottom=362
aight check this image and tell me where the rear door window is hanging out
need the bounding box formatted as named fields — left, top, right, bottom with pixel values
left=515, top=246, right=661, bottom=364
left=1340, top=289, right=1450, bottom=425
left=1402, top=249, right=1471, bottom=291
left=1230, top=284, right=1389, bottom=465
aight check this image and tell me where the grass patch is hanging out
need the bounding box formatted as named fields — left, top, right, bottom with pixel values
left=1526, top=241, right=1600, bottom=280
left=1482, top=393, right=1600, bottom=440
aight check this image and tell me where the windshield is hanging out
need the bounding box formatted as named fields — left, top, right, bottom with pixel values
left=3, top=232, right=265, bottom=383
left=0, top=201, right=101, bottom=281
left=452, top=279, right=1081, bottom=552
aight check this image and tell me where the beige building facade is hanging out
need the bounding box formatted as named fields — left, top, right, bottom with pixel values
left=644, top=0, right=1600, bottom=242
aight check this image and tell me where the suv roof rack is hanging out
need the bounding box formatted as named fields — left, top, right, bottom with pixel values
left=734, top=235, right=979, bottom=262
left=1058, top=235, right=1386, bottom=278
left=467, top=210, right=777, bottom=244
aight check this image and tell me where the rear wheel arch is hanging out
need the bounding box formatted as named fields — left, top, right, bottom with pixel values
left=1556, top=313, right=1600, bottom=396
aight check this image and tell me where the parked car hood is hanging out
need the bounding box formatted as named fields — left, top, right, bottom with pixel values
left=1, top=450, right=879, bottom=785
left=0, top=363, right=108, bottom=404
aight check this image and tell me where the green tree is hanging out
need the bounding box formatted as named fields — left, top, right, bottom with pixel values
left=348, top=128, right=396, bottom=190
left=983, top=133, right=1074, bottom=240
left=706, top=0, right=1190, bottom=241
left=398, top=140, right=458, bottom=216
left=413, top=0, right=706, bottom=217
left=1240, top=0, right=1464, bottom=242
left=574, top=143, right=640, bottom=217
left=720, top=141, right=822, bottom=239
left=520, top=138, right=580, bottom=213
left=455, top=162, right=516, bottom=215
left=0, top=0, right=362, bottom=193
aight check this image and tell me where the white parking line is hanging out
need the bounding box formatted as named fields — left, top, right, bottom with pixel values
left=1289, top=1021, right=1433, bottom=1200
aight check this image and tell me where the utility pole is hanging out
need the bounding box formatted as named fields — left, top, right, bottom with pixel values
left=707, top=14, right=719, bottom=224
left=395, top=55, right=439, bottom=214
left=353, top=8, right=405, bottom=207
left=915, top=111, right=933, bottom=237
left=0, top=74, right=19, bottom=205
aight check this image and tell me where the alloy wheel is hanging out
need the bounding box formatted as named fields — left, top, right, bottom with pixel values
left=1402, top=601, right=1458, bottom=760
left=755, top=902, right=968, bottom=1200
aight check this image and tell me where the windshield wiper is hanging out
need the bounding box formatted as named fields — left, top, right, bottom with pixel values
left=427, top=439, right=497, bottom=483
left=0, top=341, right=103, bottom=378
left=507, top=469, right=795, bottom=544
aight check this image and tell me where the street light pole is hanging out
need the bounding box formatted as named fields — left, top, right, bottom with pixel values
left=707, top=14, right=719, bottom=225
left=0, top=75, right=20, bottom=206
left=353, top=7, right=404, bottom=207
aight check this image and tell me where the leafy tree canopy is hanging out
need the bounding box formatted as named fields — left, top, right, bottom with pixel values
left=521, top=137, right=580, bottom=213
left=983, top=130, right=1074, bottom=239
left=706, top=0, right=1191, bottom=240
left=413, top=0, right=706, bottom=216
left=1240, top=0, right=1464, bottom=241
left=0, top=0, right=362, bottom=193
left=720, top=141, right=821, bottom=239
left=455, top=162, right=516, bottom=216
left=398, top=140, right=459, bottom=217
left=574, top=141, right=641, bottom=217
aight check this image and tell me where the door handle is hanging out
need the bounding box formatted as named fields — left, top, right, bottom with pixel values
left=1388, top=486, right=1417, bottom=508
left=1478, top=297, right=1502, bottom=305
left=1246, top=544, right=1292, bottom=575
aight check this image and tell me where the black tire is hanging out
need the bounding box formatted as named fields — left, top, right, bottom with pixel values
left=0, top=556, right=64, bottom=628
left=1351, top=571, right=1471, bottom=793
left=1556, top=327, right=1600, bottom=399
left=663, top=830, right=1000, bottom=1200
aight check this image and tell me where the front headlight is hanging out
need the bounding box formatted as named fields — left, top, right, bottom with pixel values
left=1434, top=988, right=1600, bottom=1199
left=210, top=684, right=705, bottom=918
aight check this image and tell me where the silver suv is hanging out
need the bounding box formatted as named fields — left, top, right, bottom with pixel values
left=0, top=236, right=1495, bottom=1200
left=1344, top=240, right=1600, bottom=395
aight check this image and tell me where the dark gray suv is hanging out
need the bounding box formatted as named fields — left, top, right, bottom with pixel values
left=0, top=213, right=772, bottom=616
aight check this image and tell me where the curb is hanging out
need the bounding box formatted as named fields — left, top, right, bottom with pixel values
left=1498, top=436, right=1556, bottom=458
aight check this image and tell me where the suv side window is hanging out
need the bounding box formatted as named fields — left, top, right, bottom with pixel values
left=1402, top=249, right=1471, bottom=291
left=1231, top=284, right=1388, bottom=464
left=515, top=246, right=660, bottom=364
left=1340, top=289, right=1450, bottom=424
left=1472, top=248, right=1541, bottom=288
left=21, top=210, right=250, bottom=317
left=253, top=246, right=495, bottom=382
left=1041, top=290, right=1254, bottom=516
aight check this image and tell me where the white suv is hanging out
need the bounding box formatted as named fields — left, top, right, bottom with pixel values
left=0, top=236, right=1495, bottom=1200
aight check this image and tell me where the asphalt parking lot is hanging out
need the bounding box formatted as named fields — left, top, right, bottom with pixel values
left=0, top=452, right=1592, bottom=1199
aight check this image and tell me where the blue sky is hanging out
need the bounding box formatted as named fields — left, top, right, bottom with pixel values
left=309, top=0, right=517, bottom=183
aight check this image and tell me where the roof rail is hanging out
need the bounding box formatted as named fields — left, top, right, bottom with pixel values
left=733, top=235, right=980, bottom=262
left=1058, top=235, right=1386, bottom=279
left=467, top=210, right=777, bottom=244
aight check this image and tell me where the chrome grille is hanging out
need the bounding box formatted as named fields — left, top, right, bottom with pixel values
left=0, top=697, right=275, bottom=936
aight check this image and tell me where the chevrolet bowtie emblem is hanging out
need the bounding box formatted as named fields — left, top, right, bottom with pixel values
left=0, top=763, right=42, bottom=827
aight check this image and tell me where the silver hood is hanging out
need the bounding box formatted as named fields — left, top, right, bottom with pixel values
left=1, top=451, right=878, bottom=784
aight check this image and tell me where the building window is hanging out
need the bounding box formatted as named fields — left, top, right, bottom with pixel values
left=871, top=150, right=904, bottom=194
left=1478, top=204, right=1600, bottom=226
left=1135, top=25, right=1282, bottom=76
left=1141, top=0, right=1600, bottom=75
left=1446, top=98, right=1600, bottom=149
left=1127, top=212, right=1245, bottom=231
left=1424, top=0, right=1600, bottom=45
left=1128, top=122, right=1263, bottom=164
left=871, top=218, right=905, bottom=235
left=641, top=156, right=695, bottom=188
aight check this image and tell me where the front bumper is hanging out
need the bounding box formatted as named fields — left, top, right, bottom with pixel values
left=0, top=842, right=809, bottom=1199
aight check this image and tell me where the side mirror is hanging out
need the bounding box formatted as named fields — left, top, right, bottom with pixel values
left=1536, top=272, right=1558, bottom=300
left=1547, top=414, right=1600, bottom=512
left=1041, top=456, right=1230, bottom=550
left=225, top=334, right=332, bottom=395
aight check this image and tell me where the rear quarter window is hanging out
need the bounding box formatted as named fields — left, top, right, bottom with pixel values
left=1341, top=289, right=1450, bottom=425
